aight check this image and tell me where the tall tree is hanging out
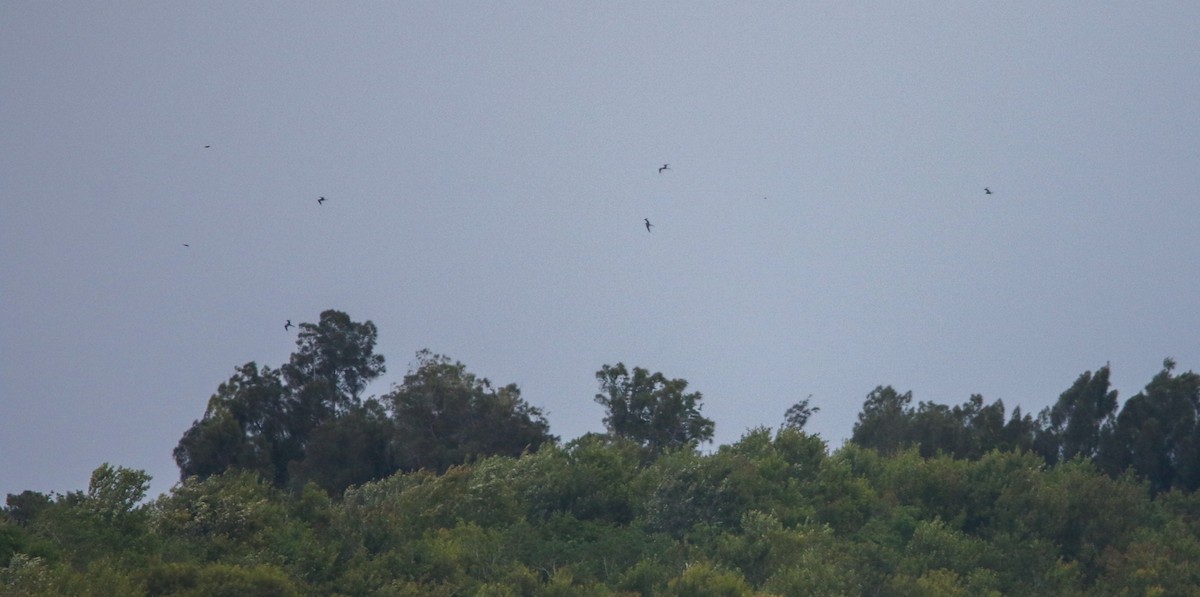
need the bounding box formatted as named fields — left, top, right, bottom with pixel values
left=175, top=310, right=388, bottom=490
left=174, top=363, right=294, bottom=485
left=999, top=405, right=1039, bottom=454
left=1098, top=359, right=1200, bottom=493
left=1035, top=365, right=1119, bottom=465
left=852, top=388, right=1033, bottom=459
left=281, top=309, right=386, bottom=408
left=385, top=350, right=556, bottom=473
left=593, top=363, right=715, bottom=455
left=850, top=386, right=914, bottom=455
left=908, top=400, right=963, bottom=457
left=914, top=395, right=1029, bottom=458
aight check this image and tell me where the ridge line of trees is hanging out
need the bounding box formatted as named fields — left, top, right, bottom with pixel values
left=174, top=310, right=723, bottom=496
left=4, top=308, right=1200, bottom=595
left=851, top=358, right=1200, bottom=494
left=174, top=310, right=1200, bottom=498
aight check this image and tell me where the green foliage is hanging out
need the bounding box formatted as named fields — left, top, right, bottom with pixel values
left=640, top=448, right=722, bottom=536
left=1036, top=365, right=1119, bottom=465
left=151, top=470, right=288, bottom=562
left=781, top=397, right=819, bottom=432
left=175, top=310, right=389, bottom=492
left=142, top=562, right=300, bottom=597
left=1097, top=518, right=1200, bottom=596
left=0, top=523, right=23, bottom=569
left=846, top=360, right=1200, bottom=499
left=86, top=463, right=151, bottom=522
left=4, top=490, right=52, bottom=527
left=852, top=387, right=1038, bottom=460
left=287, top=398, right=394, bottom=494
left=12, top=327, right=1200, bottom=596
left=594, top=363, right=715, bottom=455
left=8, top=432, right=1200, bottom=596
left=173, top=312, right=557, bottom=496
left=898, top=519, right=988, bottom=581
left=1099, top=359, right=1200, bottom=494
left=281, top=309, right=386, bottom=405
left=173, top=362, right=294, bottom=485
left=514, top=434, right=643, bottom=524
left=659, top=428, right=826, bottom=535
left=386, top=350, right=556, bottom=474
left=851, top=385, right=914, bottom=455
left=616, top=558, right=672, bottom=596
left=759, top=523, right=862, bottom=596
left=664, top=562, right=754, bottom=597
left=0, top=553, right=54, bottom=595
left=0, top=464, right=155, bottom=571
left=810, top=445, right=883, bottom=535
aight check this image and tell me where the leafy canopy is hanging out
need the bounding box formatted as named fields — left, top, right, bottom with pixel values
left=594, top=363, right=715, bottom=455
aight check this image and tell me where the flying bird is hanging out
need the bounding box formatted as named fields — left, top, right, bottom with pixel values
left=658, top=164, right=670, bottom=173
left=644, top=218, right=654, bottom=232
left=284, top=320, right=293, bottom=331
left=182, top=243, right=189, bottom=247
left=985, top=187, right=993, bottom=195
left=203, top=145, right=210, bottom=149
left=317, top=196, right=326, bottom=205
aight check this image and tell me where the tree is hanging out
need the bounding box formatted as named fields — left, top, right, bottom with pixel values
left=287, top=398, right=395, bottom=495
left=922, top=394, right=1019, bottom=459
left=5, top=465, right=153, bottom=569
left=998, top=406, right=1038, bottom=455
left=908, top=400, right=966, bottom=458
left=84, top=464, right=150, bottom=524
left=852, top=388, right=1033, bottom=459
left=175, top=310, right=389, bottom=490
left=385, top=350, right=556, bottom=473
left=593, top=363, right=715, bottom=455
left=782, top=397, right=820, bottom=432
left=281, top=309, right=386, bottom=411
left=1035, top=365, right=1118, bottom=465
left=850, top=386, right=914, bottom=455
left=1098, top=359, right=1200, bottom=493
left=5, top=490, right=52, bottom=526
left=152, top=470, right=288, bottom=561
left=514, top=434, right=644, bottom=524
left=174, top=363, right=295, bottom=485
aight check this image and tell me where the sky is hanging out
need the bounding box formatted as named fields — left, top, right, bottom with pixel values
left=3, top=3, right=1199, bottom=501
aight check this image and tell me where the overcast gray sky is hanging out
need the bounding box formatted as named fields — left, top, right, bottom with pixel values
left=3, top=3, right=1199, bottom=500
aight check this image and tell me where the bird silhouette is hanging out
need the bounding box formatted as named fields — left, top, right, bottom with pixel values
left=284, top=320, right=293, bottom=331
left=182, top=243, right=189, bottom=247
left=985, top=187, right=993, bottom=195
left=658, top=164, right=670, bottom=173
left=644, top=218, right=654, bottom=232
left=203, top=145, right=210, bottom=149
left=317, top=196, right=326, bottom=205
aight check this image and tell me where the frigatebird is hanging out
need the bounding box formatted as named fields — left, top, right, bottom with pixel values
left=318, top=196, right=326, bottom=205
left=985, top=188, right=993, bottom=195
left=658, top=164, right=670, bottom=173
left=284, top=320, right=293, bottom=331
left=644, top=218, right=654, bottom=232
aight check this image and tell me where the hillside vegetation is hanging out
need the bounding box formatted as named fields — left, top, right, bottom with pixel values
left=4, top=311, right=1199, bottom=596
